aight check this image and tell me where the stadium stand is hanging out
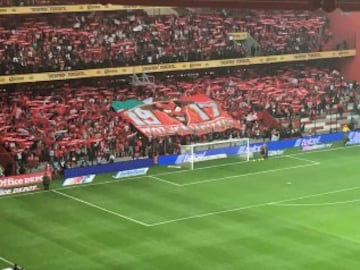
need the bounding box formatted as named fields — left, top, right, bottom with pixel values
left=0, top=9, right=334, bottom=74
left=0, top=6, right=357, bottom=176
left=0, top=64, right=359, bottom=175
left=0, top=0, right=69, bottom=5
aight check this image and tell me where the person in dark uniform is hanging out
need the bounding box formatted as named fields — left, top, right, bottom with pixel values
left=42, top=174, right=51, bottom=190
left=260, top=143, right=269, bottom=159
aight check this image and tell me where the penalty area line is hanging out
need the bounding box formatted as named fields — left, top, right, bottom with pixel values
left=180, top=162, right=319, bottom=187
left=147, top=176, right=182, bottom=187
left=270, top=198, right=360, bottom=207
left=148, top=186, right=360, bottom=226
left=268, top=186, right=360, bottom=206
left=285, top=155, right=320, bottom=164
left=52, top=190, right=150, bottom=227
left=149, top=202, right=269, bottom=226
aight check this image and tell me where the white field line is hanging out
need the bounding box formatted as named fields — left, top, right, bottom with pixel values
left=0, top=190, right=49, bottom=200
left=267, top=186, right=360, bottom=205
left=143, top=145, right=357, bottom=186
left=285, top=155, right=320, bottom=164
left=147, top=176, right=182, bottom=187
left=149, top=203, right=270, bottom=226
left=142, top=149, right=321, bottom=187
left=146, top=144, right=359, bottom=178
left=272, top=199, right=360, bottom=207
left=52, top=190, right=150, bottom=227
left=0, top=154, right=312, bottom=194
left=0, top=256, right=15, bottom=266
left=149, top=186, right=360, bottom=226
left=0, top=144, right=359, bottom=200
left=0, top=160, right=315, bottom=196
left=179, top=162, right=319, bottom=187
left=156, top=160, right=249, bottom=177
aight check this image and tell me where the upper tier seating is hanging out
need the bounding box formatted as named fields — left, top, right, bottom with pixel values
left=0, top=9, right=333, bottom=74
left=0, top=0, right=69, bottom=5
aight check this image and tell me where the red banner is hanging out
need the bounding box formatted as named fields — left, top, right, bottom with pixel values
left=121, top=95, right=240, bottom=138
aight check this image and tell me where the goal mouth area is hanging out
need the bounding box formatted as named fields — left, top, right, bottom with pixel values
left=178, top=138, right=250, bottom=170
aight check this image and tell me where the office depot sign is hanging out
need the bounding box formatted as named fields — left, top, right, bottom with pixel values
left=0, top=185, right=40, bottom=196
left=0, top=172, right=44, bottom=196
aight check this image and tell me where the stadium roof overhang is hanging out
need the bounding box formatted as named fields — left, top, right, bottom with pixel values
left=71, top=0, right=360, bottom=12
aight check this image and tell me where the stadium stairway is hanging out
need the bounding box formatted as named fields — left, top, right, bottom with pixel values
left=280, top=109, right=359, bottom=135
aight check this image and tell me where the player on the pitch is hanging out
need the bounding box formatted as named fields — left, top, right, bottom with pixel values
left=260, top=143, right=269, bottom=160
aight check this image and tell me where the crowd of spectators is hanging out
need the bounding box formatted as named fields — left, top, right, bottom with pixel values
left=146, top=64, right=359, bottom=138
left=0, top=6, right=355, bottom=176
left=0, top=0, right=70, bottom=5
left=0, top=64, right=358, bottom=176
left=0, top=9, right=334, bottom=75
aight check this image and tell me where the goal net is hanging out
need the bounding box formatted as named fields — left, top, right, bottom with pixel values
left=177, top=138, right=250, bottom=170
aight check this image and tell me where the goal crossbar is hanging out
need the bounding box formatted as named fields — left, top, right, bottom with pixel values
left=178, top=138, right=250, bottom=170
left=181, top=138, right=249, bottom=148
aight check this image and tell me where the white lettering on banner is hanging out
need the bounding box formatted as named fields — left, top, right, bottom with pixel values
left=62, top=174, right=96, bottom=187
left=268, top=150, right=285, bottom=156
left=188, top=103, right=210, bottom=121
left=0, top=185, right=39, bottom=196
left=199, top=102, right=220, bottom=118
left=347, top=131, right=360, bottom=145
left=294, top=137, right=321, bottom=147
left=113, top=168, right=149, bottom=179
left=121, top=95, right=240, bottom=138
left=182, top=153, right=227, bottom=163
left=126, top=108, right=162, bottom=126
left=189, top=117, right=233, bottom=133
left=302, top=144, right=332, bottom=152
left=135, top=108, right=162, bottom=125
left=0, top=189, right=11, bottom=196
left=13, top=185, right=39, bottom=193
left=236, top=144, right=263, bottom=155
left=0, top=174, right=43, bottom=188
left=126, top=111, right=145, bottom=126
left=145, top=126, right=176, bottom=137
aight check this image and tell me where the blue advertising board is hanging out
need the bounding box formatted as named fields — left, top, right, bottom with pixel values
left=158, top=132, right=346, bottom=166
left=64, top=158, right=154, bottom=179
left=346, top=130, right=360, bottom=145
left=63, top=131, right=354, bottom=177
left=112, top=168, right=149, bottom=179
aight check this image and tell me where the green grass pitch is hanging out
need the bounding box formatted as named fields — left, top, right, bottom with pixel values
left=1, top=145, right=360, bottom=270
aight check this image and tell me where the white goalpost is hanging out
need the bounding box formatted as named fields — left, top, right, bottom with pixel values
left=178, top=138, right=250, bottom=170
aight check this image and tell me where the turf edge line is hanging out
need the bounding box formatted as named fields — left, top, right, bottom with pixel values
left=52, top=190, right=151, bottom=227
